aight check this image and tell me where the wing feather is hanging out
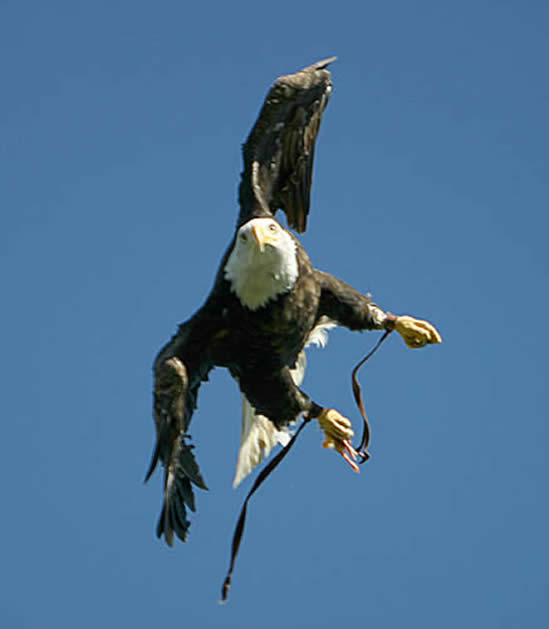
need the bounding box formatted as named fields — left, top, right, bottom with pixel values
left=238, top=57, right=335, bottom=233
left=147, top=313, right=214, bottom=546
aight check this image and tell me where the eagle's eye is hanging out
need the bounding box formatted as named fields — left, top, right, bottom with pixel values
left=240, top=233, right=248, bottom=242
left=268, top=223, right=277, bottom=233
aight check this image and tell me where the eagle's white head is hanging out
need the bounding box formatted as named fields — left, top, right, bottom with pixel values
left=224, top=217, right=299, bottom=310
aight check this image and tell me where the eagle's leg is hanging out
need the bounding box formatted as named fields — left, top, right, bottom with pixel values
left=238, top=368, right=359, bottom=471
left=238, top=366, right=315, bottom=427
left=392, top=315, right=442, bottom=348
left=316, top=408, right=360, bottom=472
left=315, top=270, right=442, bottom=345
left=310, top=270, right=442, bottom=466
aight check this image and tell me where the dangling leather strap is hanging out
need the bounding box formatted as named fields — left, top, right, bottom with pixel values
left=351, top=329, right=392, bottom=463
left=221, top=330, right=392, bottom=600
left=221, top=416, right=312, bottom=602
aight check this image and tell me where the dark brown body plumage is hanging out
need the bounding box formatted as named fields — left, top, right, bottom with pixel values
left=146, top=58, right=394, bottom=546
left=149, top=231, right=389, bottom=545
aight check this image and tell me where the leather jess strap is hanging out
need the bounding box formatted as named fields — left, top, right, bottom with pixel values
left=221, top=329, right=392, bottom=602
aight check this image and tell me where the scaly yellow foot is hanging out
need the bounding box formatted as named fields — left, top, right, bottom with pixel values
left=394, top=315, right=442, bottom=349
left=318, top=409, right=359, bottom=472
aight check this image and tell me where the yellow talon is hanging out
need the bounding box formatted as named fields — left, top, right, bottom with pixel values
left=318, top=409, right=359, bottom=472
left=394, top=315, right=442, bottom=349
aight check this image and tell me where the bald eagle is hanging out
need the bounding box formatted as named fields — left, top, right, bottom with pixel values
left=146, top=58, right=441, bottom=546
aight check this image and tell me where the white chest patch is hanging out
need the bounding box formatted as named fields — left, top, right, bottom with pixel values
left=224, top=219, right=299, bottom=310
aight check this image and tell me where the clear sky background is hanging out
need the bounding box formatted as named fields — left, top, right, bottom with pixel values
left=2, top=1, right=548, bottom=627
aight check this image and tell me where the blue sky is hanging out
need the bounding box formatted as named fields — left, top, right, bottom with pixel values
left=2, top=1, right=548, bottom=627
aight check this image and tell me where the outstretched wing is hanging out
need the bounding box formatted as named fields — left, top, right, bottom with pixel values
left=146, top=312, right=216, bottom=546
left=238, top=57, right=335, bottom=233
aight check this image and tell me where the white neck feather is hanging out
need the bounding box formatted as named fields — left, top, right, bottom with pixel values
left=224, top=220, right=299, bottom=310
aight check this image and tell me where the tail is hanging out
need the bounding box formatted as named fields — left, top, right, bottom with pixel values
left=233, top=401, right=293, bottom=488
left=233, top=317, right=336, bottom=487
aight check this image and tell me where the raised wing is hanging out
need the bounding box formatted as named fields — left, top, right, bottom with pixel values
left=238, top=57, right=335, bottom=233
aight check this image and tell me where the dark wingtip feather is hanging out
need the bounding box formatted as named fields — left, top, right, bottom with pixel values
left=153, top=440, right=208, bottom=546
left=144, top=443, right=160, bottom=483
left=303, top=56, right=337, bottom=72
left=179, top=444, right=209, bottom=490
left=156, top=496, right=189, bottom=546
left=176, top=473, right=196, bottom=512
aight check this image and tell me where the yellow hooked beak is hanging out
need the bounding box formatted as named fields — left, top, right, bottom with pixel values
left=251, top=223, right=276, bottom=252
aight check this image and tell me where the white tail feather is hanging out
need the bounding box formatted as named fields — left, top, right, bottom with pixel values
left=233, top=317, right=336, bottom=487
